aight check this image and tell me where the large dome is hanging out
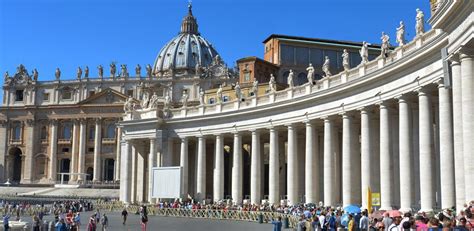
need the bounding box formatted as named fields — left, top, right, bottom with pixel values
left=153, top=4, right=220, bottom=77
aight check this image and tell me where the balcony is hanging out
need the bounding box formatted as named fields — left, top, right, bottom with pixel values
left=41, top=139, right=49, bottom=144
left=57, top=139, right=72, bottom=145
left=101, top=138, right=116, bottom=144
left=9, top=139, right=22, bottom=145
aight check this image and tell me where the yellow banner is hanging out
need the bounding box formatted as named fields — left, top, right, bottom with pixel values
left=371, top=193, right=381, bottom=206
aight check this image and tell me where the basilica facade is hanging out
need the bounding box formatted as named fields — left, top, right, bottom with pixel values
left=1, top=0, right=473, bottom=213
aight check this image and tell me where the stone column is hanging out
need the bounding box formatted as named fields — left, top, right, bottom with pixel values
left=450, top=56, right=465, bottom=210
left=379, top=102, right=393, bottom=210
left=232, top=133, right=243, bottom=204
left=438, top=81, right=455, bottom=209
left=115, top=126, right=122, bottom=181
left=324, top=117, right=335, bottom=206
left=460, top=51, right=474, bottom=202
left=342, top=113, right=354, bottom=206
left=93, top=119, right=102, bottom=182
left=70, top=120, right=79, bottom=181
left=180, top=137, right=189, bottom=199
left=418, top=88, right=434, bottom=212
left=286, top=124, right=298, bottom=205
left=305, top=122, right=318, bottom=203
left=120, top=140, right=132, bottom=203
left=23, top=120, right=35, bottom=183
left=397, top=95, right=413, bottom=211
left=77, top=119, right=87, bottom=181
left=213, top=134, right=224, bottom=202
left=360, top=108, right=372, bottom=209
left=196, top=136, right=206, bottom=201
left=250, top=130, right=262, bottom=205
left=148, top=138, right=156, bottom=203
left=269, top=127, right=280, bottom=205
left=49, top=120, right=58, bottom=182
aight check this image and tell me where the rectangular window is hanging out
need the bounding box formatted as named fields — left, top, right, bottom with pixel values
left=15, top=90, right=24, bottom=101
left=244, top=72, right=250, bottom=82
left=88, top=147, right=94, bottom=153
left=62, top=147, right=69, bottom=153
left=43, top=93, right=50, bottom=101
left=223, top=96, right=229, bottom=102
left=62, top=91, right=72, bottom=100
left=208, top=98, right=215, bottom=104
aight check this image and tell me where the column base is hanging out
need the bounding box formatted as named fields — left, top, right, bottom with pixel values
left=418, top=208, right=434, bottom=213
left=379, top=206, right=393, bottom=211
left=399, top=207, right=412, bottom=213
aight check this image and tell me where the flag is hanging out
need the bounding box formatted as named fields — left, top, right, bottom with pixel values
left=367, top=187, right=372, bottom=214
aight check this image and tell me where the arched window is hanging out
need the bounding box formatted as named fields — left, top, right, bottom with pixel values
left=106, top=124, right=116, bottom=138
left=12, top=123, right=21, bottom=140
left=208, top=98, right=215, bottom=104
left=297, top=72, right=307, bottom=86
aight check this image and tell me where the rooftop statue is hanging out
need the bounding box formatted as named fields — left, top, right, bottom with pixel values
left=235, top=82, right=242, bottom=101
left=110, top=63, right=116, bottom=78
left=4, top=71, right=10, bottom=84
left=342, top=49, right=350, bottom=71
left=124, top=96, right=135, bottom=112
left=269, top=74, right=276, bottom=93
left=195, top=63, right=202, bottom=76
left=217, top=84, right=223, bottom=103
left=135, top=64, right=141, bottom=77
left=32, top=69, right=38, bottom=81
left=380, top=32, right=390, bottom=58
left=199, top=88, right=205, bottom=105
left=416, top=8, right=425, bottom=36
left=146, top=64, right=152, bottom=79
left=55, top=68, right=61, bottom=80
left=164, top=93, right=171, bottom=109
left=181, top=91, right=189, bottom=108
left=251, top=80, right=258, bottom=96
left=287, top=69, right=294, bottom=88
left=97, top=65, right=104, bottom=79
left=323, top=56, right=332, bottom=76
left=121, top=64, right=129, bottom=78
left=148, top=92, right=159, bottom=109
left=360, top=41, right=369, bottom=64
left=306, top=63, right=315, bottom=85
left=141, top=91, right=149, bottom=109
left=77, top=67, right=82, bottom=80
left=84, top=66, right=89, bottom=78
left=396, top=21, right=406, bottom=46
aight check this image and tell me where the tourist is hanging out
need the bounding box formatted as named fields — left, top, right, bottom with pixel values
left=121, top=208, right=128, bottom=225
left=271, top=216, right=282, bottom=231
left=456, top=217, right=470, bottom=230
left=347, top=214, right=354, bottom=231
left=382, top=212, right=392, bottom=231
left=32, top=214, right=40, bottom=231
left=359, top=210, right=369, bottom=231
left=140, top=205, right=148, bottom=231
left=55, top=218, right=67, bottom=231
left=95, top=209, right=101, bottom=223
left=74, top=212, right=81, bottom=230
left=311, top=216, right=320, bottom=231
left=388, top=211, right=402, bottom=231
left=319, top=212, right=326, bottom=231
left=297, top=216, right=307, bottom=231
left=87, top=216, right=96, bottom=231
left=3, top=214, right=10, bottom=231
left=100, top=213, right=108, bottom=231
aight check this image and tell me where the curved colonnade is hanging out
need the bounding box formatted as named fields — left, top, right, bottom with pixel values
left=120, top=20, right=474, bottom=212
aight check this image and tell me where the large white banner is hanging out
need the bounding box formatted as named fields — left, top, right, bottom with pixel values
left=151, top=167, right=182, bottom=199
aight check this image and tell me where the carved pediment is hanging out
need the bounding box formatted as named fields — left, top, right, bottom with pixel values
left=78, top=88, right=128, bottom=105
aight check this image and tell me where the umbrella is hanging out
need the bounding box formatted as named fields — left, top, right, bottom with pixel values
left=369, top=210, right=386, bottom=219
left=344, top=204, right=361, bottom=214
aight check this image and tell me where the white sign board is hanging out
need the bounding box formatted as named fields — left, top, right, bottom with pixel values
left=151, top=167, right=182, bottom=199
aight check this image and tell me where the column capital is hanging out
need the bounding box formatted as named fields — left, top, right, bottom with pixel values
left=339, top=111, right=356, bottom=118
left=94, top=117, right=102, bottom=124
left=376, top=101, right=391, bottom=109
left=415, top=87, right=431, bottom=96
left=459, top=47, right=474, bottom=60
left=149, top=138, right=156, bottom=143
left=395, top=94, right=410, bottom=103
left=448, top=53, right=460, bottom=65
left=436, top=78, right=447, bottom=89
left=249, top=129, right=261, bottom=134
left=26, top=119, right=35, bottom=127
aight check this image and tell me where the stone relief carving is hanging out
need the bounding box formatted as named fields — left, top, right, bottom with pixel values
left=306, top=63, right=315, bottom=85
left=323, top=56, right=332, bottom=76
left=396, top=21, right=406, bottom=46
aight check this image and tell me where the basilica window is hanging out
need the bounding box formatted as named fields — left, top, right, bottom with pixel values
left=88, top=126, right=95, bottom=141
left=208, top=98, right=215, bottom=104
left=12, top=123, right=22, bottom=140
left=40, top=126, right=48, bottom=140
left=62, top=123, right=72, bottom=140
left=43, top=93, right=50, bottom=101
left=105, top=124, right=116, bottom=138
left=15, top=90, right=24, bottom=101
left=244, top=72, right=250, bottom=82
left=127, top=90, right=134, bottom=97
left=223, top=96, right=229, bottom=102
left=62, top=88, right=72, bottom=100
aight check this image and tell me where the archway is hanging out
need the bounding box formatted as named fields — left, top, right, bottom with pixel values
left=104, top=159, right=115, bottom=181
left=8, top=147, right=22, bottom=182
left=86, top=167, right=93, bottom=181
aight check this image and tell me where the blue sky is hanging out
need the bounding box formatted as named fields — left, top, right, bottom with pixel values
left=0, top=0, right=430, bottom=84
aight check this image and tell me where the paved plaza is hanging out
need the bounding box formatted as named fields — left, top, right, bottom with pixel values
left=19, top=211, right=275, bottom=231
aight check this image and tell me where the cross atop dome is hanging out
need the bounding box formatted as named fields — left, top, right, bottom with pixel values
left=181, top=1, right=198, bottom=34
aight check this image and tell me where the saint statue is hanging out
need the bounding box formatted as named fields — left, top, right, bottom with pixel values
left=110, top=63, right=116, bottom=78
left=98, top=65, right=104, bottom=79
left=141, top=91, right=149, bottom=109
left=77, top=67, right=82, bottom=80
left=360, top=41, right=369, bottom=64
left=251, top=80, right=258, bottom=96
left=416, top=8, right=425, bottom=37
left=269, top=74, right=276, bottom=93
left=124, top=96, right=134, bottom=112
left=217, top=85, right=223, bottom=103
left=148, top=92, right=159, bottom=109
left=135, top=64, right=141, bottom=77
left=181, top=91, right=189, bottom=108
left=342, top=49, right=350, bottom=71
left=199, top=88, right=205, bottom=105
left=306, top=63, right=315, bottom=85
left=164, top=93, right=171, bottom=109
left=4, top=71, right=10, bottom=84
left=396, top=21, right=406, bottom=46
left=323, top=56, right=332, bottom=76
left=146, top=64, right=152, bottom=78
left=195, top=63, right=202, bottom=76
left=380, top=32, right=390, bottom=58
left=287, top=69, right=294, bottom=88
left=235, top=82, right=242, bottom=101
left=84, top=66, right=89, bottom=78
left=55, top=68, right=61, bottom=80
left=121, top=64, right=128, bottom=78
left=32, top=69, right=38, bottom=81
